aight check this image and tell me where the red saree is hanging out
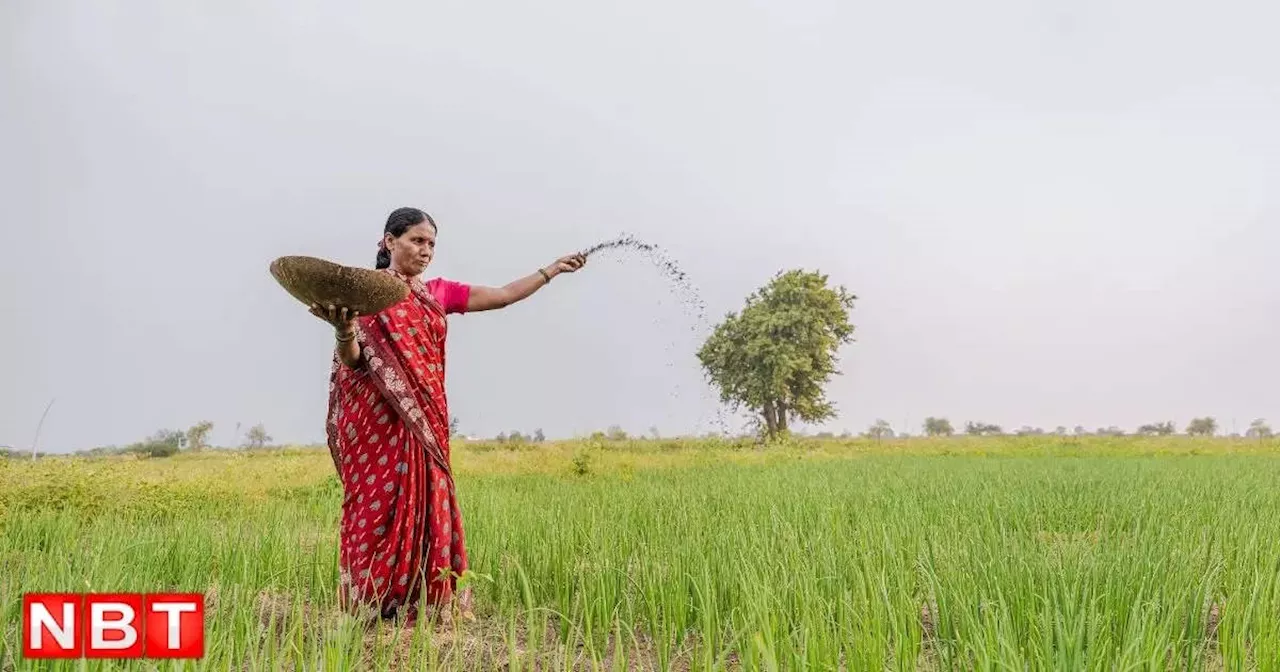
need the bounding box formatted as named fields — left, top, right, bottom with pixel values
left=325, top=270, right=472, bottom=620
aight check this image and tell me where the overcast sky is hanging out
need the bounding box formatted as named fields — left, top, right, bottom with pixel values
left=3, top=0, right=1278, bottom=451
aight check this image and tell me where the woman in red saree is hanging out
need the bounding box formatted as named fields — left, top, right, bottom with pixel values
left=309, top=207, right=586, bottom=624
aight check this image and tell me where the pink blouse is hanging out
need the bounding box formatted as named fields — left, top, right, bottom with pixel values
left=424, top=277, right=471, bottom=315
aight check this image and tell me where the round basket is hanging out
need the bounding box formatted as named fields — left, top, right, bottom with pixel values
left=269, top=255, right=409, bottom=316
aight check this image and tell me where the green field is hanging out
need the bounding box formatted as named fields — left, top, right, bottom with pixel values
left=4, top=436, right=1280, bottom=670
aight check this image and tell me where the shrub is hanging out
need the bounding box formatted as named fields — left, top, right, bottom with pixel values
left=571, top=450, right=592, bottom=476
left=125, top=429, right=183, bottom=458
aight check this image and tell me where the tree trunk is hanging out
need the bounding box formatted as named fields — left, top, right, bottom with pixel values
left=761, top=401, right=778, bottom=438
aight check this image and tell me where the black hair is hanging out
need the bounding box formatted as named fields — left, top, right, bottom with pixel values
left=376, top=207, right=437, bottom=269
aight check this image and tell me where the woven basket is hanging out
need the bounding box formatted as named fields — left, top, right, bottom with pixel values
left=269, top=256, right=409, bottom=315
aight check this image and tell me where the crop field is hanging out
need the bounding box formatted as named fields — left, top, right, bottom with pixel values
left=4, top=436, right=1280, bottom=670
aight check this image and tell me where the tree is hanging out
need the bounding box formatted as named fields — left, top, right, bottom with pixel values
left=696, top=269, right=856, bottom=439
left=1246, top=419, right=1273, bottom=440
left=865, top=419, right=894, bottom=441
left=507, top=431, right=527, bottom=443
left=1054, top=426, right=1068, bottom=436
left=1073, top=426, right=1088, bottom=436
left=1186, top=417, right=1217, bottom=436
left=606, top=425, right=628, bottom=441
left=923, top=417, right=954, bottom=437
left=965, top=422, right=1003, bottom=436
left=449, top=416, right=460, bottom=437
left=1137, top=421, right=1176, bottom=436
left=533, top=428, right=546, bottom=442
left=130, top=429, right=183, bottom=458
left=244, top=424, right=272, bottom=449
left=185, top=421, right=214, bottom=452
left=648, top=426, right=661, bottom=440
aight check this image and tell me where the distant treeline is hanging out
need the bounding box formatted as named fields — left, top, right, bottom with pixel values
left=5, top=416, right=1273, bottom=460
left=825, top=416, right=1273, bottom=440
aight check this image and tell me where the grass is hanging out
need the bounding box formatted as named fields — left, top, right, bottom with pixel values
left=3, top=435, right=1280, bottom=670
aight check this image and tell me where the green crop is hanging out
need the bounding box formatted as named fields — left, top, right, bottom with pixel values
left=2, top=436, right=1278, bottom=669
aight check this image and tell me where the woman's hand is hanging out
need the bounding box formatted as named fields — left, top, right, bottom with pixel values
left=309, top=303, right=360, bottom=337
left=311, top=303, right=363, bottom=368
left=548, top=253, right=587, bottom=277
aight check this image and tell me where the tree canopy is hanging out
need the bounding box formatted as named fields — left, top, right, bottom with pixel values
left=923, top=417, right=954, bottom=436
left=696, top=269, right=855, bottom=438
left=1186, top=417, right=1218, bottom=436
left=965, top=421, right=1003, bottom=436
left=1136, top=421, right=1177, bottom=436
left=1246, top=419, right=1273, bottom=439
left=865, top=419, right=895, bottom=440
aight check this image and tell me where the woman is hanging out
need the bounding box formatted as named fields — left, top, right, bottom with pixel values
left=309, top=206, right=586, bottom=624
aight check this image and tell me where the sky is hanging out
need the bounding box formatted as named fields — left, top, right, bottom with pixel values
left=2, top=0, right=1278, bottom=452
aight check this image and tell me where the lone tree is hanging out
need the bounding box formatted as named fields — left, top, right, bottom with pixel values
left=1136, top=421, right=1177, bottom=436
left=1246, top=419, right=1273, bottom=440
left=185, top=421, right=214, bottom=452
left=244, top=424, right=272, bottom=449
left=1186, top=417, right=1218, bottom=436
left=697, top=269, right=856, bottom=439
left=965, top=421, right=1003, bottom=436
left=865, top=419, right=895, bottom=441
left=923, top=417, right=954, bottom=436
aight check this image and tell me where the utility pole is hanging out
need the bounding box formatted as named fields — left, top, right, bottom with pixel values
left=31, top=398, right=55, bottom=460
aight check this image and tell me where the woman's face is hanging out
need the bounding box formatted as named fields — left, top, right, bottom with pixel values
left=387, top=222, right=437, bottom=276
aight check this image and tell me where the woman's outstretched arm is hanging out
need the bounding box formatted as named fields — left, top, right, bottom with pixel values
left=466, top=252, right=586, bottom=312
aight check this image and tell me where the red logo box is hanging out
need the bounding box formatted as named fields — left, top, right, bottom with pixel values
left=23, top=593, right=83, bottom=659
left=86, top=594, right=144, bottom=659
left=145, top=594, right=204, bottom=658
left=22, top=593, right=204, bottom=660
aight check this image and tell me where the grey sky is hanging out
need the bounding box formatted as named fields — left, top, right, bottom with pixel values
left=2, top=0, right=1277, bottom=451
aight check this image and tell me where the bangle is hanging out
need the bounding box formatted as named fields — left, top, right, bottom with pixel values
left=538, top=268, right=552, bottom=283
left=336, top=329, right=355, bottom=343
